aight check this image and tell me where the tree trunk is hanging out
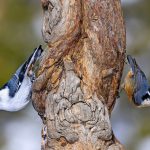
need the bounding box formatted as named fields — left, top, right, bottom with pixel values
left=32, top=0, right=126, bottom=149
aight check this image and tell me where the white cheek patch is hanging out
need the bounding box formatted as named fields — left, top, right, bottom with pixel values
left=140, top=99, right=150, bottom=107
left=0, top=88, right=9, bottom=102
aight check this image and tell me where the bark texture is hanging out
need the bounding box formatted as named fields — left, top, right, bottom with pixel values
left=32, top=0, right=126, bottom=149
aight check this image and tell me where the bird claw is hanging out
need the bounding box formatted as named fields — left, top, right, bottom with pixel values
left=30, top=73, right=36, bottom=82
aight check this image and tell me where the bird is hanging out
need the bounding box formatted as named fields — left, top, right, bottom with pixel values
left=0, top=45, right=43, bottom=111
left=123, top=55, right=150, bottom=107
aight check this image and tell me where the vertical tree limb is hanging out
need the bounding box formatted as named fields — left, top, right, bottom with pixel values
left=32, top=0, right=126, bottom=149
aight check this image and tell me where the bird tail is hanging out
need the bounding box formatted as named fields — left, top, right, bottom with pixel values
left=127, top=55, right=148, bottom=88
left=24, top=45, right=43, bottom=76
left=127, top=55, right=144, bottom=74
left=16, top=45, right=43, bottom=82
left=127, top=55, right=137, bottom=74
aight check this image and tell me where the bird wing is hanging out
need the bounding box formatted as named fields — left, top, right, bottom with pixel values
left=127, top=55, right=149, bottom=92
left=6, top=75, right=20, bottom=97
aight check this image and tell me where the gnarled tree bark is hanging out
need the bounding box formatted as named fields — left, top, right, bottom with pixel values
left=32, top=0, right=126, bottom=149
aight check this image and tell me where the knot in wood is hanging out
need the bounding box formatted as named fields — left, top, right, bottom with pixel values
left=71, top=102, right=92, bottom=122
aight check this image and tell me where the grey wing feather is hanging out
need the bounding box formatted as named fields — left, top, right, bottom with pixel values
left=127, top=55, right=149, bottom=92
left=6, top=74, right=21, bottom=97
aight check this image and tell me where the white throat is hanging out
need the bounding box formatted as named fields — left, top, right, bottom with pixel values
left=0, top=87, right=9, bottom=101
left=139, top=99, right=150, bottom=108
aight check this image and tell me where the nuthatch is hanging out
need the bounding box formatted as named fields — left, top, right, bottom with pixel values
left=0, top=45, right=43, bottom=111
left=123, top=55, right=150, bottom=107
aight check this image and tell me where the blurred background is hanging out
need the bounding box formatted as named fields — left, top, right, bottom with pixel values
left=0, top=0, right=150, bottom=150
left=0, top=1, right=43, bottom=150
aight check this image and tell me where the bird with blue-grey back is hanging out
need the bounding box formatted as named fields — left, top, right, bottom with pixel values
left=0, top=45, right=43, bottom=111
left=123, top=55, right=150, bottom=107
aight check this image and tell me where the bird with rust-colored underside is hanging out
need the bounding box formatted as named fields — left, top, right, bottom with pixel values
left=123, top=55, right=150, bottom=107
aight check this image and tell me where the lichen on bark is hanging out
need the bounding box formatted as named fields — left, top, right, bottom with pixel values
left=32, top=0, right=126, bottom=149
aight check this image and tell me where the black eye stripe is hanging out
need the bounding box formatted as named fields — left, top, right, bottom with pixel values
left=142, top=93, right=150, bottom=100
